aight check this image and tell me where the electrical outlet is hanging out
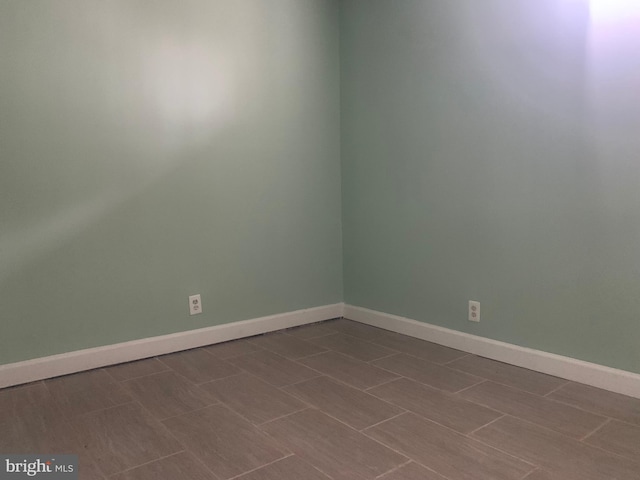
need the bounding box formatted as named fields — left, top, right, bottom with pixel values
left=468, top=300, right=480, bottom=322
left=189, top=294, right=202, bottom=315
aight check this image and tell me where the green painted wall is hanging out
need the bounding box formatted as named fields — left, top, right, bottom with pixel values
left=3, top=0, right=639, bottom=374
left=0, top=0, right=342, bottom=364
left=341, top=0, right=640, bottom=373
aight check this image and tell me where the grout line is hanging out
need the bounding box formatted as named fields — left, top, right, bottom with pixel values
left=543, top=380, right=572, bottom=397
left=374, top=458, right=413, bottom=479
left=367, top=352, right=401, bottom=364
left=360, top=411, right=408, bottom=432
left=580, top=417, right=611, bottom=442
left=442, top=353, right=473, bottom=365
left=364, top=376, right=402, bottom=392
left=259, top=407, right=315, bottom=427
left=294, top=350, right=330, bottom=361
left=520, top=467, right=541, bottom=480
left=226, top=453, right=294, bottom=480
left=278, top=372, right=324, bottom=388
left=466, top=413, right=507, bottom=436
left=452, top=379, right=487, bottom=395
left=541, top=395, right=640, bottom=428
left=106, top=450, right=186, bottom=477
left=256, top=407, right=311, bottom=427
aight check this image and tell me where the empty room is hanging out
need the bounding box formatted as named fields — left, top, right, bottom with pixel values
left=1, top=0, right=639, bottom=479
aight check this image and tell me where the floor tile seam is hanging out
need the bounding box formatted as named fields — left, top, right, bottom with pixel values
left=465, top=413, right=508, bottom=436
left=365, top=361, right=483, bottom=394
left=117, top=368, right=181, bottom=386
left=351, top=426, right=412, bottom=465
left=370, top=348, right=467, bottom=367
left=104, top=449, right=187, bottom=478
left=578, top=417, right=612, bottom=442
left=578, top=428, right=640, bottom=464
left=469, top=412, right=640, bottom=465
left=442, top=359, right=568, bottom=391
left=374, top=458, right=413, bottom=479
left=273, top=372, right=325, bottom=389
left=520, top=467, right=542, bottom=480
left=542, top=396, right=640, bottom=428
left=452, top=379, right=489, bottom=395
left=372, top=353, right=487, bottom=383
left=542, top=380, right=572, bottom=397
left=283, top=375, right=411, bottom=415
left=225, top=453, right=295, bottom=480
left=254, top=406, right=313, bottom=428
left=364, top=352, right=402, bottom=364
left=190, top=370, right=246, bottom=387
left=68, top=399, right=186, bottom=478
left=452, top=375, right=570, bottom=398
left=365, top=412, right=539, bottom=471
left=441, top=353, right=473, bottom=365
left=453, top=386, right=612, bottom=435
left=364, top=379, right=510, bottom=425
left=364, top=376, right=404, bottom=392
left=357, top=411, right=409, bottom=432
left=291, top=349, right=331, bottom=362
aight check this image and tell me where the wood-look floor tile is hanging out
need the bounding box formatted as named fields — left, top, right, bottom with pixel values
left=585, top=420, right=640, bottom=461
left=234, top=455, right=332, bottom=480
left=229, top=350, right=319, bottom=387
left=447, top=356, right=567, bottom=396
left=201, top=373, right=306, bottom=425
left=378, top=462, right=448, bottom=480
left=248, top=332, right=327, bottom=359
left=309, top=333, right=396, bottom=362
left=204, top=339, right=263, bottom=360
left=110, top=452, right=215, bottom=480
left=262, top=409, right=407, bottom=480
left=327, top=319, right=389, bottom=341
left=299, top=351, right=399, bottom=390
left=459, top=381, right=606, bottom=439
left=369, top=378, right=501, bottom=434
left=368, top=331, right=467, bottom=364
left=285, top=322, right=336, bottom=340
left=283, top=376, right=403, bottom=430
left=122, top=371, right=217, bottom=420
left=45, top=369, right=132, bottom=418
left=163, top=404, right=287, bottom=479
left=104, top=358, right=169, bottom=382
left=159, top=348, right=241, bottom=384
left=471, top=415, right=640, bottom=480
left=547, top=382, right=640, bottom=426
left=0, top=382, right=80, bottom=453
left=72, top=403, right=182, bottom=477
left=373, top=354, right=482, bottom=393
left=365, top=413, right=533, bottom=480
left=522, top=470, right=558, bottom=480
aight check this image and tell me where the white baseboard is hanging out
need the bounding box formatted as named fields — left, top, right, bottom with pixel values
left=345, top=304, right=640, bottom=399
left=0, top=303, right=345, bottom=389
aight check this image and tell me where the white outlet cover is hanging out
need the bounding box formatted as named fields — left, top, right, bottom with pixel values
left=189, top=294, right=202, bottom=315
left=468, top=300, right=480, bottom=322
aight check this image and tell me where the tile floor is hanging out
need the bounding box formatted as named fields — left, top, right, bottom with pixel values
left=1, top=318, right=640, bottom=479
